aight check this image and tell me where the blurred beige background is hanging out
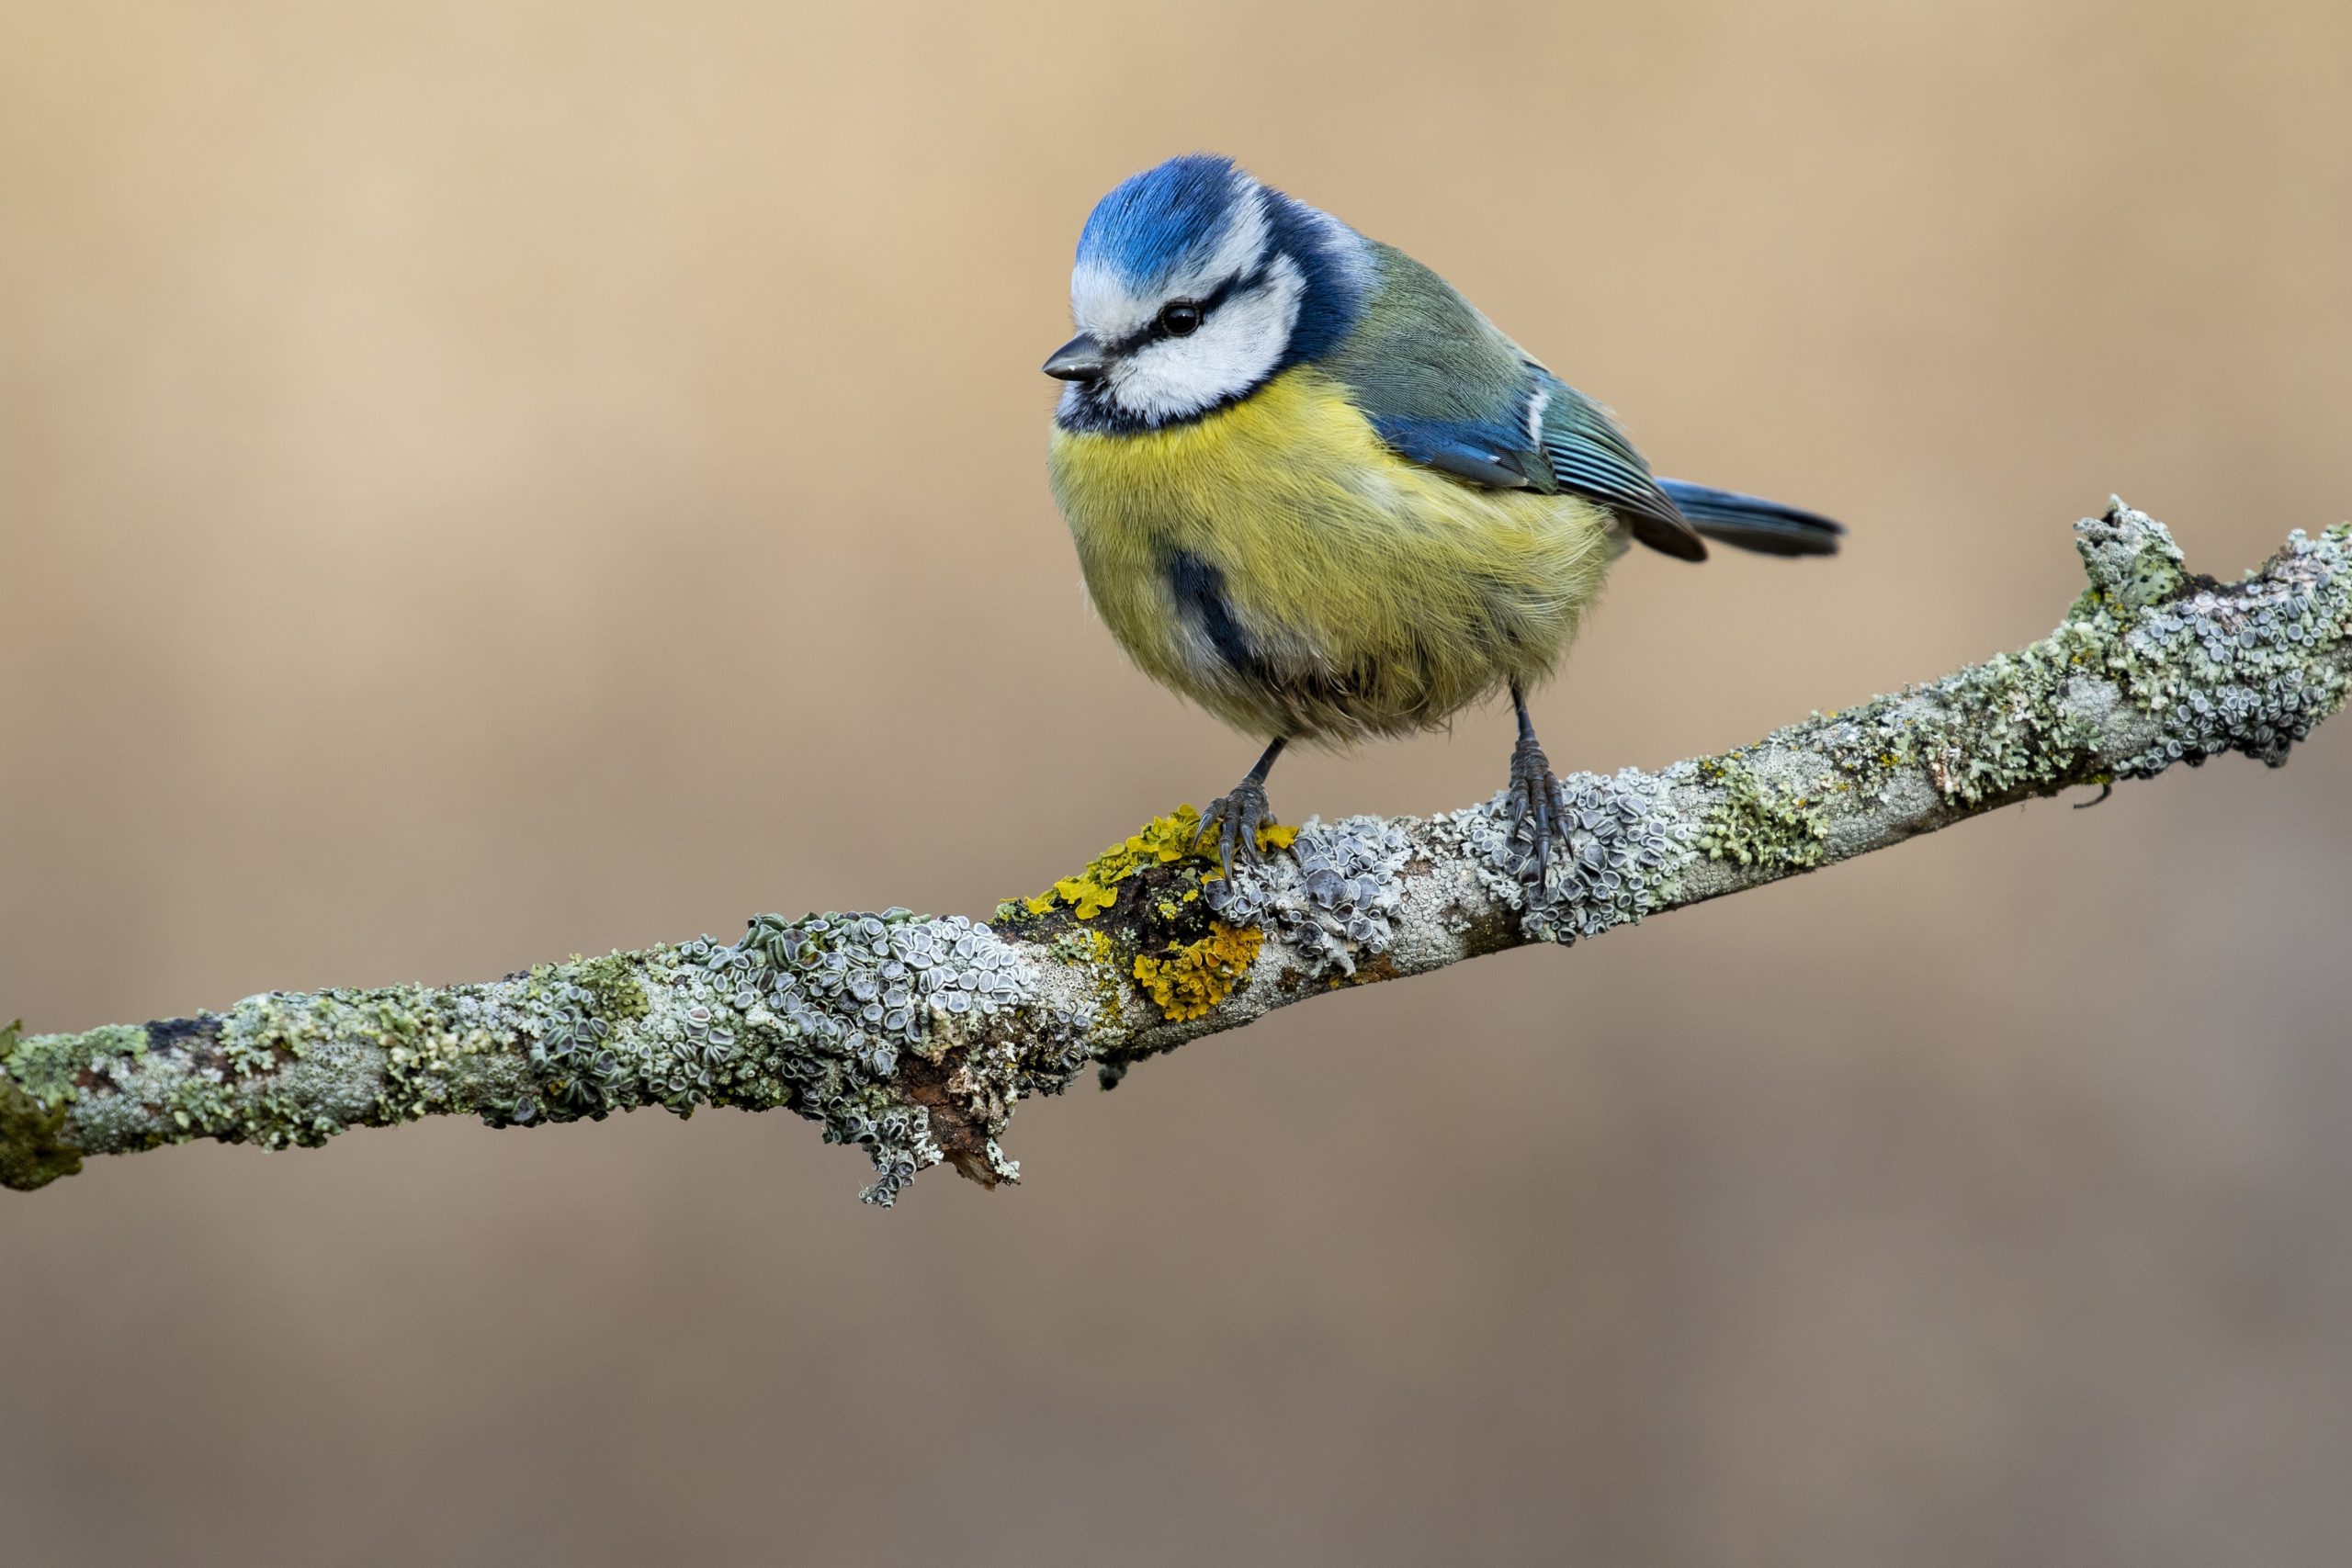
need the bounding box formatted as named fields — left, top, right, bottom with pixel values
left=5, top=1, right=2351, bottom=1562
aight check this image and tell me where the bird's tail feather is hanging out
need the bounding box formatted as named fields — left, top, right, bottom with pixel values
left=1659, top=479, right=1844, bottom=558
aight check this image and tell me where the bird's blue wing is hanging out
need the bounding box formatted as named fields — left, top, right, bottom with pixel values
left=1360, top=376, right=1708, bottom=562
left=1317, top=243, right=1708, bottom=559
left=1527, top=374, right=1705, bottom=560
left=1368, top=412, right=1550, bottom=491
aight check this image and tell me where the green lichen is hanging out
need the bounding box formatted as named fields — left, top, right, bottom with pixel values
left=2, top=1020, right=147, bottom=1109
left=2, top=1085, right=80, bottom=1190
left=0, top=1021, right=85, bottom=1191
left=1694, top=755, right=1830, bottom=870
left=1810, top=705, right=1909, bottom=800
left=1797, top=615, right=2106, bottom=811
left=2073, top=502, right=2188, bottom=612
left=563, top=951, right=651, bottom=1023
left=363, top=987, right=476, bottom=1124
left=1908, top=630, right=2105, bottom=805
left=1048, top=926, right=1128, bottom=1031
left=1745, top=506, right=2342, bottom=832
left=1819, top=510, right=2350, bottom=807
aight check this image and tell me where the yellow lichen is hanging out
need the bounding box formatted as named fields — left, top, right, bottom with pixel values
left=1132, top=921, right=1263, bottom=1021
left=1019, top=807, right=1207, bottom=919
left=1013, top=810, right=1301, bottom=921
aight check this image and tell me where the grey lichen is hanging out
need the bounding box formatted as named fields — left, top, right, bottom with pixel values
left=682, top=909, right=1057, bottom=1204
left=0, top=912, right=1096, bottom=1207
left=579, top=909, right=1083, bottom=1204
left=1205, top=814, right=1412, bottom=976
left=2099, top=525, right=2352, bottom=775
left=1433, top=769, right=1694, bottom=944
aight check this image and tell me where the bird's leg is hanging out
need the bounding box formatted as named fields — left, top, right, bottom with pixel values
left=1198, top=736, right=1287, bottom=876
left=1505, top=682, right=1567, bottom=894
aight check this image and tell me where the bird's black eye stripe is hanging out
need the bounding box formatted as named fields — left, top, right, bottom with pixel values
left=1126, top=266, right=1261, bottom=349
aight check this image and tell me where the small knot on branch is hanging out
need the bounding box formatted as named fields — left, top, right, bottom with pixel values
left=2075, top=498, right=2188, bottom=610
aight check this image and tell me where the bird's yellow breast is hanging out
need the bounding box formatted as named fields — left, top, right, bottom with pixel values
left=1047, top=367, right=1621, bottom=742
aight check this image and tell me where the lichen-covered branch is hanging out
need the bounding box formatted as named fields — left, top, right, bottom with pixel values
left=7, top=502, right=2348, bottom=1202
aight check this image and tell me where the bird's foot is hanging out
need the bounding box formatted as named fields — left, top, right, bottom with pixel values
left=1504, top=734, right=1567, bottom=897
left=1198, top=780, right=1276, bottom=879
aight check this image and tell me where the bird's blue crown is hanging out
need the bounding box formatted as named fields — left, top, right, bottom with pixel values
left=1057, top=155, right=1370, bottom=431
left=1076, top=153, right=1259, bottom=295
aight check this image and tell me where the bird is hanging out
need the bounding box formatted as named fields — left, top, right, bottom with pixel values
left=1041, top=153, right=1841, bottom=889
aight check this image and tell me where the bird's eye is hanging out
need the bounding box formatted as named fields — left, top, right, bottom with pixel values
left=1157, top=300, right=1204, bottom=337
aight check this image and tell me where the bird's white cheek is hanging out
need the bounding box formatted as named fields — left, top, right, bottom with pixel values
left=1108, top=266, right=1303, bottom=423
left=1110, top=324, right=1280, bottom=421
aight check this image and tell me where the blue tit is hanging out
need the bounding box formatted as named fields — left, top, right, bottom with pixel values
left=1042, top=153, right=1842, bottom=883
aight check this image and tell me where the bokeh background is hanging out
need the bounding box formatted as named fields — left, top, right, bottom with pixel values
left=6, top=2, right=2351, bottom=1562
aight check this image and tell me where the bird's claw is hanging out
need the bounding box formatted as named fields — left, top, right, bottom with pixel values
left=1198, top=782, right=1274, bottom=879
left=1505, top=735, right=1567, bottom=895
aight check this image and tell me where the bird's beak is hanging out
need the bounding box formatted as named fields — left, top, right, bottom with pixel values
left=1042, top=333, right=1110, bottom=382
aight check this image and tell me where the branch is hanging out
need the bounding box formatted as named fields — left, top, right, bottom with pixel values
left=7, top=503, right=2348, bottom=1201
